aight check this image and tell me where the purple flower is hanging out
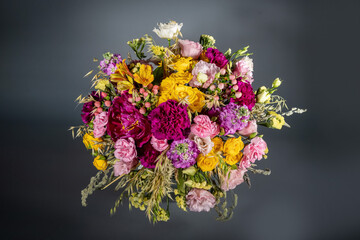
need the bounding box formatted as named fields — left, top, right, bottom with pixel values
left=81, top=91, right=103, bottom=124
left=205, top=48, right=228, bottom=68
left=107, top=94, right=151, bottom=147
left=167, top=139, right=200, bottom=168
left=219, top=102, right=250, bottom=135
left=99, top=53, right=122, bottom=75
left=230, top=81, right=256, bottom=110
left=138, top=142, right=161, bottom=169
left=148, top=100, right=191, bottom=141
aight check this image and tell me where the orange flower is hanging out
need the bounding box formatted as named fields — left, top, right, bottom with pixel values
left=110, top=59, right=135, bottom=93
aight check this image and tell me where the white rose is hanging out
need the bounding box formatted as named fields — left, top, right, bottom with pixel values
left=153, top=21, right=183, bottom=39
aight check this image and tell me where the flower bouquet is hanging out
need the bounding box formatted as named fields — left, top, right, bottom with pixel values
left=70, top=21, right=306, bottom=223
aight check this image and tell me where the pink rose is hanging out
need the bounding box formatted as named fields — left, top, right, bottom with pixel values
left=93, top=126, right=107, bottom=138
left=114, top=137, right=137, bottom=162
left=189, top=134, right=214, bottom=156
left=221, top=167, right=247, bottom=191
left=113, top=158, right=138, bottom=177
left=237, top=120, right=257, bottom=137
left=191, top=115, right=220, bottom=138
left=243, top=137, right=267, bottom=163
left=186, top=188, right=216, bottom=212
left=233, top=56, right=254, bottom=84
left=190, top=60, right=220, bottom=88
left=150, top=136, right=169, bottom=152
left=178, top=39, right=203, bottom=59
left=93, top=112, right=108, bottom=128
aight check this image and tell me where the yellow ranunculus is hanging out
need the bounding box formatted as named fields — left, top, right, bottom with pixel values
left=223, top=137, right=244, bottom=156
left=95, top=79, right=109, bottom=91
left=157, top=92, right=174, bottom=106
left=170, top=71, right=193, bottom=84
left=133, top=64, right=154, bottom=87
left=83, top=133, right=103, bottom=151
left=268, top=111, right=285, bottom=130
left=211, top=137, right=224, bottom=154
left=160, top=77, right=177, bottom=94
left=171, top=55, right=192, bottom=72
left=93, top=155, right=107, bottom=171
left=224, top=152, right=243, bottom=165
left=189, top=88, right=205, bottom=113
left=196, top=153, right=219, bottom=172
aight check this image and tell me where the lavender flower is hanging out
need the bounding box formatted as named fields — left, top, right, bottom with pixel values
left=167, top=139, right=200, bottom=168
left=99, top=52, right=122, bottom=75
left=219, top=103, right=250, bottom=135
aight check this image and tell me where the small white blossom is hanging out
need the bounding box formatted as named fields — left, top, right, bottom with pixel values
left=153, top=21, right=183, bottom=39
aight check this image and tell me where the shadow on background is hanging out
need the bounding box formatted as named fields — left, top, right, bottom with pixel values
left=1, top=0, right=360, bottom=239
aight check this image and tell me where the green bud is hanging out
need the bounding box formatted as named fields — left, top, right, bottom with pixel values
left=249, top=132, right=258, bottom=139
left=183, top=166, right=197, bottom=176
left=199, top=34, right=216, bottom=49
left=272, top=78, right=282, bottom=88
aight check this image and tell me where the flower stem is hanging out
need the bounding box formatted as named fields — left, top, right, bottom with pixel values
left=168, top=39, right=171, bottom=48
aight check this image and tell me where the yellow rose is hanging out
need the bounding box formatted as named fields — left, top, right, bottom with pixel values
left=171, top=55, right=193, bottom=72
left=223, top=137, right=244, bottom=156
left=196, top=153, right=219, bottom=172
left=157, top=92, right=174, bottom=106
left=93, top=155, right=107, bottom=171
left=189, top=88, right=205, bottom=113
left=268, top=111, right=285, bottom=130
left=224, top=152, right=243, bottom=165
left=83, top=133, right=104, bottom=151
left=211, top=137, right=223, bottom=154
left=95, top=79, right=109, bottom=91
left=160, top=77, right=177, bottom=94
left=173, top=85, right=205, bottom=113
left=170, top=71, right=193, bottom=84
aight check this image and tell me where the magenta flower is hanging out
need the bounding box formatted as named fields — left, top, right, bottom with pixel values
left=219, top=103, right=250, bottom=135
left=81, top=91, right=103, bottom=124
left=138, top=142, right=161, bottom=169
left=148, top=100, right=191, bottom=141
left=205, top=48, right=228, bottom=68
left=107, top=94, right=151, bottom=147
left=230, top=81, right=256, bottom=110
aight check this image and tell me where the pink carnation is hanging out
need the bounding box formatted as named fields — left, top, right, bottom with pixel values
left=221, top=167, right=247, bottom=191
left=186, top=189, right=216, bottom=212
left=190, top=60, right=220, bottom=88
left=150, top=136, right=169, bottom=152
left=114, top=137, right=137, bottom=162
left=233, top=56, right=254, bottom=84
left=178, top=39, right=203, bottom=59
left=93, top=126, right=107, bottom=138
left=113, top=158, right=138, bottom=177
left=191, top=115, right=219, bottom=138
left=243, top=137, right=267, bottom=163
left=93, top=112, right=108, bottom=127
left=237, top=120, right=257, bottom=137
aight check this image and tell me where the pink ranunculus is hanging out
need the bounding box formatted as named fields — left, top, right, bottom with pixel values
left=233, top=56, right=254, bottom=84
left=150, top=135, right=169, bottom=152
left=237, top=120, right=258, bottom=137
left=221, top=167, right=247, bottom=191
left=243, top=137, right=267, bottom=163
left=93, top=126, right=107, bottom=138
left=190, top=135, right=214, bottom=156
left=186, top=188, right=216, bottom=212
left=178, top=39, right=203, bottom=59
left=190, top=60, right=220, bottom=89
left=114, top=137, right=137, bottom=162
left=93, top=111, right=108, bottom=128
left=113, top=158, right=138, bottom=177
left=191, top=115, right=220, bottom=138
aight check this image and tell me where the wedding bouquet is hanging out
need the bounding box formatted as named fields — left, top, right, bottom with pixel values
left=70, top=21, right=306, bottom=223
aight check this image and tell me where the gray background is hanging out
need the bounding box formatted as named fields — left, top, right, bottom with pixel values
left=1, top=0, right=360, bottom=239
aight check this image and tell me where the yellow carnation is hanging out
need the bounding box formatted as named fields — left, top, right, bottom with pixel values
left=133, top=64, right=154, bottom=87
left=224, top=152, right=243, bottom=165
left=268, top=111, right=285, bottom=130
left=83, top=133, right=103, bottom=151
left=211, top=137, right=224, bottom=154
left=93, top=155, right=107, bottom=171
left=170, top=71, right=193, bottom=84
left=196, top=153, right=219, bottom=172
left=223, top=137, right=244, bottom=156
